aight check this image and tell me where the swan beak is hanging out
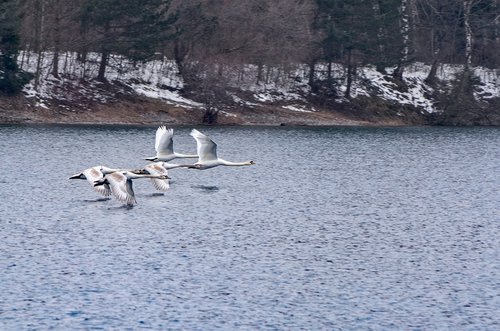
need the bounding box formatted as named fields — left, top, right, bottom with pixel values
left=250, top=161, right=256, bottom=165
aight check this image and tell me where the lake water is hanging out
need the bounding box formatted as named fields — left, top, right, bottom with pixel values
left=0, top=125, right=499, bottom=330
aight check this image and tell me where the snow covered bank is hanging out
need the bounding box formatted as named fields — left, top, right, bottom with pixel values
left=15, top=52, right=500, bottom=123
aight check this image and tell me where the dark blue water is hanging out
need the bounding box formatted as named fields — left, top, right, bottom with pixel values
left=0, top=125, right=499, bottom=330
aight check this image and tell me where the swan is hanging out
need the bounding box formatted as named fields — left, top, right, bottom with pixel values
left=145, top=126, right=197, bottom=162
left=94, top=171, right=170, bottom=205
left=188, top=129, right=255, bottom=170
left=69, top=166, right=129, bottom=197
left=140, top=162, right=192, bottom=191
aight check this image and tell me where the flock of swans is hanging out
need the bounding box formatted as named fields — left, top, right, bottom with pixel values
left=69, top=127, right=256, bottom=206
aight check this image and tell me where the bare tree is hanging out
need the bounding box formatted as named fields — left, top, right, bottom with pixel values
left=463, top=0, right=475, bottom=69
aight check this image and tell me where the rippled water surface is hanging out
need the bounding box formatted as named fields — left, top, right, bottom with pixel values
left=0, top=125, right=499, bottom=330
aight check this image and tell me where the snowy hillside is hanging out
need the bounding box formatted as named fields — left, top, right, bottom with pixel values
left=18, top=52, right=500, bottom=117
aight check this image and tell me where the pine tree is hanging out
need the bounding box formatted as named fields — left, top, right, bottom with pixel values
left=315, top=0, right=379, bottom=98
left=81, top=0, right=177, bottom=81
left=0, top=0, right=32, bottom=95
left=370, top=0, right=406, bottom=77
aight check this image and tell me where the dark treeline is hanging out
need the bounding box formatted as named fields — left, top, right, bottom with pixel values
left=1, top=0, right=499, bottom=98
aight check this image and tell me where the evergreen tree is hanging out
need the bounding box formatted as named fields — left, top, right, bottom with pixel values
left=370, top=0, right=406, bottom=74
left=81, top=0, right=177, bottom=81
left=315, top=0, right=377, bottom=97
left=0, top=0, right=32, bottom=95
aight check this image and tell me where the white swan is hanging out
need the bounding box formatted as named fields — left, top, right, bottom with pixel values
left=189, top=129, right=255, bottom=170
left=145, top=126, right=197, bottom=162
left=94, top=171, right=170, bottom=205
left=140, top=162, right=192, bottom=191
left=69, top=166, right=127, bottom=197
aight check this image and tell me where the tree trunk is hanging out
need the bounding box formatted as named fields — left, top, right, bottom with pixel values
left=97, top=22, right=110, bottom=82
left=265, top=66, right=272, bottom=84
left=463, top=0, right=473, bottom=69
left=345, top=49, right=355, bottom=99
left=372, top=1, right=387, bottom=73
left=408, top=0, right=419, bottom=55
left=400, top=0, right=409, bottom=63
left=425, top=59, right=439, bottom=85
left=173, top=39, right=186, bottom=77
left=425, top=27, right=440, bottom=85
left=78, top=1, right=89, bottom=75
left=394, top=0, right=409, bottom=81
left=97, top=50, right=108, bottom=82
left=52, top=1, right=61, bottom=79
left=393, top=64, right=404, bottom=81
left=308, top=60, right=317, bottom=93
left=34, top=0, right=44, bottom=90
left=256, top=63, right=263, bottom=85
left=52, top=52, right=59, bottom=78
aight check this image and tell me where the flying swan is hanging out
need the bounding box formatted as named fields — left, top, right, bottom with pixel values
left=145, top=126, right=197, bottom=162
left=94, top=171, right=170, bottom=205
left=69, top=165, right=129, bottom=197
left=140, top=162, right=192, bottom=191
left=189, top=129, right=255, bottom=170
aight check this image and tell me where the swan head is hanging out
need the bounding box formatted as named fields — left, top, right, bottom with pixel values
left=69, top=173, right=84, bottom=179
left=249, top=161, right=256, bottom=165
left=145, top=157, right=159, bottom=162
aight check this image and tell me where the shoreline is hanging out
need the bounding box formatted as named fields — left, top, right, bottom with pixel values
left=2, top=94, right=498, bottom=127
left=0, top=95, right=411, bottom=127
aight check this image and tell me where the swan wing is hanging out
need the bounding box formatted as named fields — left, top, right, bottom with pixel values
left=83, top=167, right=111, bottom=197
left=144, top=163, right=170, bottom=191
left=155, top=126, right=174, bottom=155
left=190, top=129, right=217, bottom=162
left=93, top=182, right=112, bottom=197
left=124, top=179, right=137, bottom=205
left=106, top=172, right=136, bottom=205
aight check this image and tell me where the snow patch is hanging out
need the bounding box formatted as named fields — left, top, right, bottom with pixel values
left=16, top=52, right=500, bottom=115
left=219, top=110, right=237, bottom=118
left=282, top=105, right=314, bottom=113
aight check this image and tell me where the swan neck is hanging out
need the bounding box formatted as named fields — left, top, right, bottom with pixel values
left=163, top=163, right=192, bottom=169
left=101, top=167, right=125, bottom=175
left=174, top=152, right=198, bottom=159
left=126, top=173, right=153, bottom=179
left=221, top=160, right=252, bottom=166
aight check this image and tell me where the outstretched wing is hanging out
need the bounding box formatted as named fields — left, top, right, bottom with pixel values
left=190, top=129, right=217, bottom=162
left=155, top=126, right=174, bottom=155
left=106, top=172, right=136, bottom=205
left=144, top=163, right=170, bottom=191
left=83, top=167, right=111, bottom=197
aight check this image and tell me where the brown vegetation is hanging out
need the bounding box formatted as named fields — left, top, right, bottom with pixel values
left=2, top=0, right=499, bottom=126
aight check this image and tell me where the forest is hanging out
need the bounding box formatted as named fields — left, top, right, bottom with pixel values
left=1, top=0, right=499, bottom=125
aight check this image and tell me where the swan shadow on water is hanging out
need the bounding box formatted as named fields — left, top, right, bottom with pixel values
left=145, top=192, right=165, bottom=197
left=83, top=197, right=111, bottom=203
left=192, top=185, right=220, bottom=193
left=106, top=204, right=135, bottom=210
